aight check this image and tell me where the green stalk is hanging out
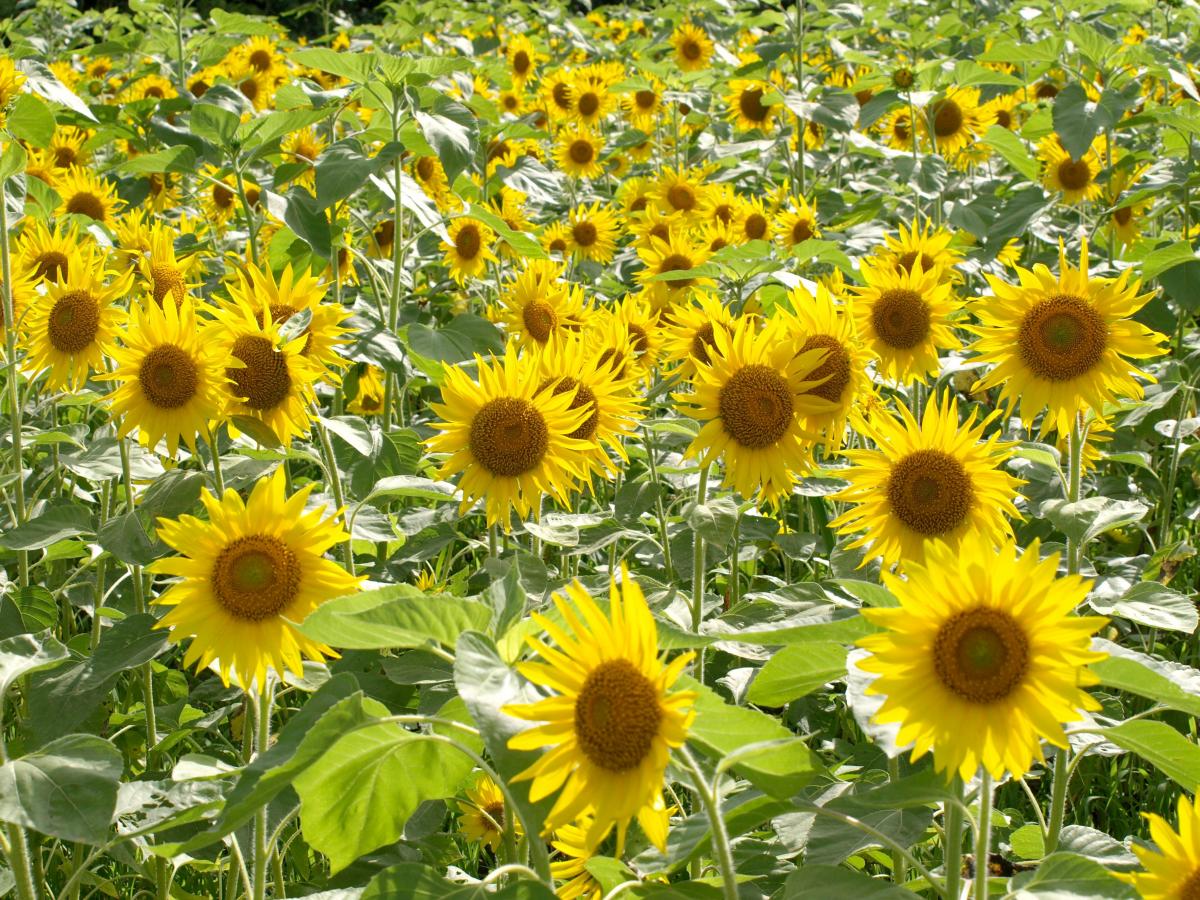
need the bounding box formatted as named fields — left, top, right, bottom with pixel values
left=944, top=777, right=965, bottom=900
left=313, top=416, right=354, bottom=574
left=975, top=770, right=993, bottom=900
left=205, top=427, right=225, bottom=495
left=691, top=463, right=711, bottom=682
left=383, top=97, right=406, bottom=432
left=642, top=423, right=675, bottom=580
left=251, top=684, right=274, bottom=900
left=234, top=162, right=261, bottom=268
left=888, top=756, right=906, bottom=884
left=120, top=436, right=157, bottom=769
left=679, top=746, right=738, bottom=900
left=0, top=681, right=38, bottom=900
left=1, top=167, right=29, bottom=590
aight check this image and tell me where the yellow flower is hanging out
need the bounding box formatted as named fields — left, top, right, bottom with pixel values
left=139, top=224, right=202, bottom=308
left=1120, top=793, right=1200, bottom=898
left=671, top=22, right=714, bottom=72
left=346, top=364, right=386, bottom=416
left=725, top=79, right=777, bottom=131
left=876, top=217, right=963, bottom=282
left=149, top=468, right=361, bottom=689
left=281, top=127, right=327, bottom=190
left=624, top=76, right=665, bottom=130
left=970, top=238, right=1166, bottom=435
left=504, top=568, right=696, bottom=852
left=830, top=393, right=1021, bottom=568
left=567, top=75, right=615, bottom=127
left=49, top=126, right=92, bottom=170
left=551, top=817, right=603, bottom=900
left=775, top=196, right=822, bottom=250
left=14, top=219, right=83, bottom=288
left=661, top=293, right=735, bottom=380
left=507, top=34, right=541, bottom=88
left=498, top=259, right=588, bottom=348
left=636, top=231, right=713, bottom=310
left=54, top=166, right=124, bottom=226
left=650, top=166, right=710, bottom=225
left=555, top=126, right=606, bottom=179
left=0, top=56, right=27, bottom=124
left=567, top=201, right=620, bottom=263
left=425, top=343, right=590, bottom=529
left=857, top=534, right=1106, bottom=781
left=442, top=218, right=499, bottom=284
left=1039, top=135, right=1105, bottom=205
left=103, top=298, right=226, bottom=457
left=919, top=85, right=992, bottom=156
left=457, top=773, right=518, bottom=851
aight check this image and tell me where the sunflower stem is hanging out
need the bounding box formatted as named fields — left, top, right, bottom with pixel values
left=234, top=161, right=261, bottom=269
left=120, top=435, right=158, bottom=769
left=1, top=167, right=29, bottom=592
left=251, top=682, right=274, bottom=900
left=974, top=769, right=993, bottom=900
left=888, top=756, right=906, bottom=885
left=691, top=463, right=710, bottom=683
left=944, top=777, right=965, bottom=900
left=313, top=416, right=355, bottom=575
left=206, top=426, right=225, bottom=495
left=679, top=745, right=739, bottom=900
left=642, top=422, right=675, bottom=580
left=1044, top=749, right=1069, bottom=855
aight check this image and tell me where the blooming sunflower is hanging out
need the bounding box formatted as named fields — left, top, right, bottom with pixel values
left=541, top=222, right=571, bottom=258
left=661, top=293, right=735, bottom=380
left=498, top=259, right=587, bottom=348
left=625, top=77, right=665, bottom=130
left=567, top=202, right=620, bottom=263
left=346, top=365, right=386, bottom=416
left=14, top=219, right=82, bottom=287
left=671, top=22, right=714, bottom=72
left=20, top=246, right=131, bottom=391
left=1120, top=793, right=1200, bottom=899
left=878, top=107, right=915, bottom=151
left=103, top=298, right=226, bottom=457
left=920, top=85, right=992, bottom=156
left=49, top=126, right=92, bottom=170
left=505, top=33, right=540, bottom=88
left=443, top=218, right=498, bottom=285
left=425, top=343, right=591, bottom=529
left=775, top=196, right=822, bottom=251
left=54, top=166, right=124, bottom=226
left=970, top=238, right=1165, bottom=435
left=551, top=817, right=603, bottom=900
left=555, top=126, right=606, bottom=179
left=149, top=468, right=362, bottom=689
left=678, top=316, right=833, bottom=505
left=281, top=127, right=327, bottom=191
left=876, top=218, right=963, bottom=282
left=504, top=568, right=696, bottom=852
left=650, top=166, right=710, bottom=225
left=734, top=196, right=771, bottom=244
left=636, top=231, right=713, bottom=311
left=726, top=79, right=777, bottom=131
left=140, top=225, right=202, bottom=308
left=1039, top=135, right=1105, bottom=205
left=830, top=393, right=1021, bottom=568
left=851, top=256, right=961, bottom=384
left=567, top=75, right=616, bottom=127
left=199, top=165, right=244, bottom=228
left=457, top=773, right=518, bottom=851
left=857, top=534, right=1106, bottom=781
left=772, top=283, right=872, bottom=451
left=0, top=56, right=26, bottom=125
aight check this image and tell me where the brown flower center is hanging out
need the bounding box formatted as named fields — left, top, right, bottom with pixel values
left=568, top=139, right=595, bottom=166
left=455, top=224, right=482, bottom=260
left=577, top=91, right=599, bottom=117
left=932, top=98, right=964, bottom=138
left=635, top=89, right=656, bottom=110
left=739, top=88, right=769, bottom=123
left=513, top=49, right=531, bottom=75
left=469, top=397, right=549, bottom=477
left=791, top=219, right=814, bottom=245
left=1056, top=158, right=1093, bottom=192
left=719, top=364, right=794, bottom=448
left=249, top=49, right=273, bottom=72
left=658, top=252, right=695, bottom=287
left=871, top=288, right=931, bottom=349
left=886, top=449, right=974, bottom=536
left=1017, top=294, right=1108, bottom=382
left=544, top=376, right=599, bottom=440
left=800, top=334, right=851, bottom=402
left=66, top=191, right=105, bottom=221
left=138, top=343, right=198, bottom=409
left=1113, top=206, right=1133, bottom=226
left=574, top=658, right=662, bottom=772
left=680, top=39, right=702, bottom=61
left=48, top=290, right=100, bottom=353
left=522, top=300, right=557, bottom=343
left=34, top=251, right=69, bottom=284
left=152, top=263, right=185, bottom=307
left=212, top=535, right=301, bottom=621
left=228, top=335, right=291, bottom=411
left=744, top=213, right=767, bottom=241
left=934, top=607, right=1029, bottom=704
left=897, top=251, right=936, bottom=274
left=690, top=323, right=718, bottom=366
left=667, top=184, right=696, bottom=212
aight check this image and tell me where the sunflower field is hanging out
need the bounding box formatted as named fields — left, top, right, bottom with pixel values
left=5, top=0, right=1200, bottom=898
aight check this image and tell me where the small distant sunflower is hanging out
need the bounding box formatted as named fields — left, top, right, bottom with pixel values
left=830, top=393, right=1021, bottom=568
left=541, top=70, right=576, bottom=122
left=426, top=344, right=590, bottom=529
left=650, top=166, right=710, bottom=225
left=726, top=79, right=777, bottom=132
left=20, top=246, right=132, bottom=391
left=541, top=221, right=571, bottom=257
left=775, top=195, right=822, bottom=251
left=661, top=293, right=735, bottom=380
left=678, top=316, right=833, bottom=505
left=103, top=298, right=226, bottom=457
left=54, top=166, right=124, bottom=226
left=636, top=231, right=713, bottom=310
left=15, top=220, right=81, bottom=287
left=458, top=773, right=518, bottom=851
left=442, top=218, right=498, bottom=284
left=346, top=365, right=386, bottom=416
left=1109, top=198, right=1150, bottom=247
left=920, top=85, right=992, bottom=156
left=734, top=196, right=771, bottom=244
left=878, top=107, right=915, bottom=151
left=200, top=165, right=243, bottom=227
left=281, top=127, right=327, bottom=190
left=567, top=202, right=620, bottom=263
left=551, top=818, right=603, bottom=900
left=970, top=238, right=1166, bottom=435
left=149, top=468, right=361, bottom=689
left=505, top=568, right=696, bottom=852
left=243, top=35, right=285, bottom=76
left=877, top=217, right=964, bottom=281
left=49, top=126, right=92, bottom=170
left=555, top=126, right=606, bottom=179
left=982, top=92, right=1022, bottom=131
left=616, top=177, right=653, bottom=215
left=1120, top=793, right=1200, bottom=900
left=857, top=534, right=1106, bottom=781
left=498, top=259, right=587, bottom=348
left=1039, top=136, right=1105, bottom=205
left=0, top=57, right=27, bottom=125
left=568, top=75, right=615, bottom=127
left=851, top=256, right=961, bottom=384
left=507, top=34, right=541, bottom=88
left=625, top=77, right=664, bottom=130
left=140, top=225, right=201, bottom=308
left=671, top=22, right=714, bottom=72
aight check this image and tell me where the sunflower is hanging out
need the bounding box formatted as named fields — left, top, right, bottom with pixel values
left=140, top=225, right=201, bottom=308
left=534, top=332, right=643, bottom=478
left=103, top=298, right=226, bottom=457
left=15, top=220, right=82, bottom=287
left=504, top=568, right=696, bottom=852
left=498, top=258, right=587, bottom=348
left=228, top=64, right=275, bottom=112
left=541, top=221, right=571, bottom=257
left=426, top=343, right=590, bottom=529
left=457, top=773, right=518, bottom=851
left=199, top=165, right=244, bottom=227
left=0, top=261, right=37, bottom=336
left=144, top=172, right=181, bottom=215
left=346, top=365, right=386, bottom=416
left=775, top=195, right=822, bottom=251
left=678, top=315, right=834, bottom=505
left=636, top=231, right=713, bottom=310
left=830, top=393, right=1021, bottom=568
left=49, top=126, right=92, bottom=170
left=920, top=86, right=992, bottom=156
left=734, top=196, right=771, bottom=244
left=567, top=202, right=620, bottom=263
left=225, top=261, right=351, bottom=383
left=281, top=127, right=327, bottom=190
left=851, top=256, right=961, bottom=384
left=555, top=126, right=606, bottom=179
left=1109, top=198, right=1150, bottom=247
left=412, top=154, right=450, bottom=199
left=507, top=34, right=541, bottom=88
left=568, top=75, right=615, bottom=127
left=0, top=56, right=26, bottom=125
left=541, top=70, right=576, bottom=122
left=442, top=218, right=499, bottom=285
left=209, top=295, right=323, bottom=446
left=20, top=246, right=132, bottom=391
left=625, top=76, right=665, bottom=130
left=242, top=35, right=285, bottom=76
left=1120, top=793, right=1200, bottom=899
left=661, top=293, right=735, bottom=380
left=671, top=22, right=714, bottom=72
left=726, top=79, right=777, bottom=132
left=149, top=468, right=361, bottom=689
left=857, top=534, right=1106, bottom=781
left=629, top=204, right=686, bottom=251
left=878, top=107, right=915, bottom=151
left=970, top=238, right=1166, bottom=435
left=771, top=283, right=872, bottom=451
left=982, top=91, right=1022, bottom=131
left=876, top=218, right=963, bottom=282
left=122, top=73, right=177, bottom=103
left=650, top=166, right=710, bottom=225
left=498, top=88, right=524, bottom=116
left=54, top=166, right=124, bottom=226
left=551, top=818, right=603, bottom=900
left=1039, top=136, right=1105, bottom=205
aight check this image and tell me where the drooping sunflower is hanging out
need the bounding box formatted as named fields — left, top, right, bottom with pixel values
left=1039, top=136, right=1105, bottom=205
left=54, top=166, right=124, bottom=226
left=661, top=293, right=735, bottom=380
left=725, top=79, right=777, bottom=132
left=504, top=568, right=696, bottom=852
left=20, top=246, right=132, bottom=391
left=457, top=773, right=519, bottom=851
left=857, top=534, right=1106, bottom=781
left=209, top=295, right=323, bottom=446
left=103, top=298, right=226, bottom=457
left=671, top=22, right=714, bottom=72
left=919, top=85, right=993, bottom=156
left=771, top=283, right=872, bottom=451
left=678, top=315, right=834, bottom=505
left=830, top=393, right=1021, bottom=568
left=498, top=259, right=587, bottom=348
left=140, top=224, right=202, bottom=308
left=426, top=343, right=591, bottom=529
left=1119, top=793, right=1200, bottom=899
left=14, top=219, right=82, bottom=287
left=149, top=468, right=362, bottom=690
left=851, top=256, right=961, bottom=384
left=970, top=238, right=1165, bottom=435
left=636, top=231, right=713, bottom=310
left=442, top=218, right=498, bottom=285
left=567, top=202, right=620, bottom=263
left=554, top=126, right=606, bottom=180
left=775, top=195, right=822, bottom=251
left=225, top=261, right=351, bottom=383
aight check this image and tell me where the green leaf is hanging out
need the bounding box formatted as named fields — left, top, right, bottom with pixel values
left=366, top=475, right=458, bottom=504
left=1008, top=851, right=1137, bottom=898
left=0, top=141, right=28, bottom=181
left=977, top=37, right=1062, bottom=63
left=784, top=865, right=913, bottom=898
left=292, top=48, right=377, bottom=84
left=297, top=585, right=492, bottom=650
left=113, top=146, right=197, bottom=176
left=314, top=142, right=379, bottom=209
left=465, top=203, right=547, bottom=259
left=98, top=511, right=163, bottom=566
left=1041, top=498, right=1147, bottom=547
left=682, top=675, right=821, bottom=798
left=1052, top=84, right=1135, bottom=161
left=415, top=103, right=475, bottom=183
left=685, top=497, right=740, bottom=550
left=1092, top=582, right=1198, bottom=634
left=190, top=102, right=241, bottom=149
left=0, top=734, right=122, bottom=844
left=210, top=8, right=280, bottom=35
left=803, top=792, right=933, bottom=866
left=1139, top=241, right=1200, bottom=282
left=282, top=187, right=333, bottom=260
left=982, top=125, right=1039, bottom=180
left=658, top=611, right=877, bottom=651
left=1100, top=720, right=1200, bottom=789
left=363, top=863, right=556, bottom=899
left=1011, top=822, right=1047, bottom=860
left=407, top=314, right=505, bottom=364
left=747, top=642, right=847, bottom=706
left=0, top=631, right=69, bottom=704
left=7, top=93, right=56, bottom=147
left=294, top=721, right=474, bottom=872
left=1093, top=655, right=1200, bottom=717
left=1, top=503, right=93, bottom=550
left=19, top=60, right=96, bottom=121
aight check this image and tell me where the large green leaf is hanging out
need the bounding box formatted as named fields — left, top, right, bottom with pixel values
left=297, top=585, right=492, bottom=650
left=1007, top=851, right=1137, bottom=898
left=0, top=630, right=69, bottom=703
left=1093, top=655, right=1200, bottom=717
left=1100, top=720, right=1200, bottom=788
left=363, top=863, right=556, bottom=899
left=746, top=642, right=848, bottom=706
left=784, top=865, right=913, bottom=898
left=1, top=503, right=94, bottom=551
